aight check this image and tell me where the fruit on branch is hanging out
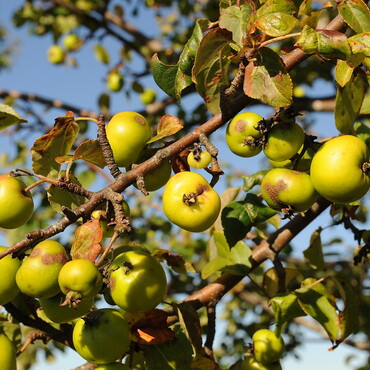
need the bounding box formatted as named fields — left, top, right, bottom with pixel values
left=239, top=355, right=282, bottom=370
left=187, top=150, right=212, bottom=169
left=106, top=111, right=152, bottom=167
left=226, top=112, right=263, bottom=157
left=310, top=135, right=370, bottom=204
left=261, top=168, right=317, bottom=212
left=269, top=144, right=317, bottom=172
left=140, top=89, right=157, bottom=105
left=47, top=45, right=65, bottom=64
left=0, top=333, right=17, bottom=370
left=95, top=363, right=131, bottom=369
left=263, top=122, right=305, bottom=162
left=16, top=240, right=68, bottom=298
left=109, top=250, right=167, bottom=312
left=73, top=308, right=131, bottom=364
left=0, top=246, right=21, bottom=305
left=58, top=259, right=103, bottom=304
left=62, top=33, right=81, bottom=51
left=252, top=329, right=285, bottom=365
left=91, top=200, right=131, bottom=238
left=162, top=171, right=221, bottom=232
left=107, top=71, right=124, bottom=92
left=0, top=174, right=34, bottom=229
left=39, top=292, right=94, bottom=324
left=142, top=159, right=172, bottom=191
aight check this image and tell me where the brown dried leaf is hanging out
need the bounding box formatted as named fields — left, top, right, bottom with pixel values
left=126, top=309, right=175, bottom=346
left=147, top=114, right=183, bottom=144
left=152, top=249, right=196, bottom=273
left=70, top=219, right=103, bottom=261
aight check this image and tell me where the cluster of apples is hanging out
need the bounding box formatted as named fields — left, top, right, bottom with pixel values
left=47, top=33, right=81, bottom=65
left=226, top=112, right=370, bottom=214
left=0, top=237, right=167, bottom=367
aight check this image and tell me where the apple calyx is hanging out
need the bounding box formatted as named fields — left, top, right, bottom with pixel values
left=362, top=162, right=370, bottom=173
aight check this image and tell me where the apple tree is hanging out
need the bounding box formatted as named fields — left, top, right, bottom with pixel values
left=0, top=0, right=370, bottom=369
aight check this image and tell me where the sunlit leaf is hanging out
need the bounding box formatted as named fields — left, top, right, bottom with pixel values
left=295, top=279, right=339, bottom=341
left=192, top=28, right=233, bottom=114
left=335, top=69, right=368, bottom=134
left=338, top=0, right=370, bottom=33
left=244, top=47, right=293, bottom=107
left=0, top=103, right=27, bottom=129
left=70, top=218, right=103, bottom=261
left=348, top=32, right=370, bottom=56
left=31, top=115, right=79, bottom=178
left=147, top=115, right=183, bottom=143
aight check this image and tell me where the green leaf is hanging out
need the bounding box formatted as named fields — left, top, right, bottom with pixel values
left=335, top=69, right=368, bottom=134
left=0, top=103, right=27, bottom=129
left=243, top=47, right=293, bottom=107
left=354, top=121, right=370, bottom=151
left=175, top=302, right=204, bottom=359
left=295, top=280, right=339, bottom=341
left=152, top=19, right=210, bottom=100
left=295, top=26, right=351, bottom=60
left=201, top=239, right=252, bottom=279
left=270, top=293, right=306, bottom=337
left=333, top=277, right=360, bottom=342
left=222, top=193, right=277, bottom=247
left=151, top=55, right=179, bottom=98
left=178, top=18, right=210, bottom=76
left=222, top=240, right=252, bottom=275
left=47, top=171, right=86, bottom=215
left=94, top=43, right=110, bottom=64
left=360, top=89, right=370, bottom=114
left=255, top=0, right=297, bottom=36
left=213, top=230, right=231, bottom=258
left=338, top=0, right=370, bottom=33
left=349, top=32, right=370, bottom=56
left=201, top=255, right=231, bottom=279
left=143, top=326, right=193, bottom=370
left=242, top=170, right=268, bottom=192
left=192, top=28, right=233, bottom=114
left=31, top=115, right=79, bottom=178
left=334, top=60, right=354, bottom=87
left=303, top=230, right=325, bottom=270
left=219, top=4, right=254, bottom=45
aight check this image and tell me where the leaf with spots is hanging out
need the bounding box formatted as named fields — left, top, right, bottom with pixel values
left=338, top=0, right=370, bottom=33
left=70, top=219, right=103, bottom=262
left=192, top=28, right=233, bottom=114
left=244, top=47, right=293, bottom=107
left=31, top=115, right=79, bottom=178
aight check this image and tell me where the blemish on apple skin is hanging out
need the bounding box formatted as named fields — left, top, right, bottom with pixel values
left=29, top=249, right=68, bottom=265
left=196, top=184, right=209, bottom=195
left=109, top=276, right=116, bottom=290
left=264, top=179, right=287, bottom=204
left=235, top=120, right=246, bottom=132
left=135, top=116, right=146, bottom=126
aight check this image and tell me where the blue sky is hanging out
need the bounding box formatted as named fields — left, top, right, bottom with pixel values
left=0, top=1, right=369, bottom=369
